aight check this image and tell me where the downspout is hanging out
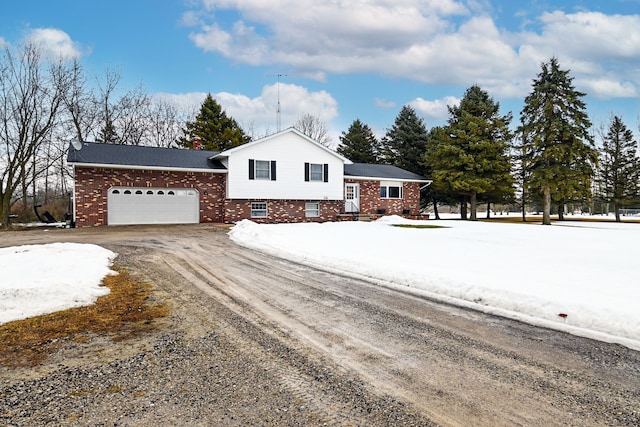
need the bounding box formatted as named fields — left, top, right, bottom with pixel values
left=72, top=164, right=77, bottom=228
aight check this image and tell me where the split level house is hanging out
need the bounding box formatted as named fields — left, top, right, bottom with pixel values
left=66, top=128, right=431, bottom=227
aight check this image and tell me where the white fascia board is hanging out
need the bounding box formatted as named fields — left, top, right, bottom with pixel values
left=68, top=162, right=227, bottom=174
left=211, top=128, right=353, bottom=164
left=345, top=176, right=432, bottom=184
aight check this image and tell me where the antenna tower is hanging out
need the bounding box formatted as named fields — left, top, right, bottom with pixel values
left=276, top=73, right=286, bottom=131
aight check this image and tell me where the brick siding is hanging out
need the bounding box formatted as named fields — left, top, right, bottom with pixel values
left=74, top=167, right=421, bottom=226
left=346, top=179, right=421, bottom=215
left=225, top=199, right=343, bottom=223
left=73, top=167, right=226, bottom=227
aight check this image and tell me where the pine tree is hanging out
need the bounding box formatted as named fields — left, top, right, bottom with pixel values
left=598, top=116, right=640, bottom=221
left=178, top=94, right=249, bottom=151
left=96, top=117, right=120, bottom=144
left=337, top=119, right=380, bottom=163
left=380, top=106, right=429, bottom=176
left=429, top=85, right=514, bottom=220
left=519, top=57, right=597, bottom=225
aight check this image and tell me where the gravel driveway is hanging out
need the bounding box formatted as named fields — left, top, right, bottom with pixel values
left=1, top=224, right=639, bottom=426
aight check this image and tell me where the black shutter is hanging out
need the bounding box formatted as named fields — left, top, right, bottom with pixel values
left=323, top=163, right=329, bottom=182
left=249, top=159, right=255, bottom=180
left=271, top=160, right=277, bottom=180
left=304, top=162, right=310, bottom=182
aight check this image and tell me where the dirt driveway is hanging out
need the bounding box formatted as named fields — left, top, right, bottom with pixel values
left=1, top=224, right=639, bottom=426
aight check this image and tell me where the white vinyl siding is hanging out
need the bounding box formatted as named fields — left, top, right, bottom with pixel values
left=225, top=131, right=345, bottom=200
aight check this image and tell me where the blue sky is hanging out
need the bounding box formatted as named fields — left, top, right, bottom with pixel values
left=2, top=0, right=639, bottom=144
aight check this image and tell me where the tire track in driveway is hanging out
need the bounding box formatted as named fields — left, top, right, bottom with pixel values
left=4, top=225, right=638, bottom=426
left=151, top=234, right=640, bottom=427
left=152, top=248, right=436, bottom=426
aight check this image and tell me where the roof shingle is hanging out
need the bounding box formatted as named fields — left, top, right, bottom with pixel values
left=344, top=163, right=429, bottom=181
left=66, top=142, right=226, bottom=171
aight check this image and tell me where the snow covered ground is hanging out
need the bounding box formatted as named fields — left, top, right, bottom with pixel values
left=2, top=217, right=638, bottom=351
left=0, top=243, right=116, bottom=325
left=229, top=216, right=640, bottom=351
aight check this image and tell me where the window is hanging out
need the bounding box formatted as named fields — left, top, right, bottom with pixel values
left=305, top=202, right=320, bottom=218
left=251, top=202, right=268, bottom=218
left=249, top=159, right=276, bottom=180
left=255, top=160, right=270, bottom=179
left=380, top=184, right=403, bottom=199
left=310, top=163, right=323, bottom=181
left=305, top=162, right=329, bottom=182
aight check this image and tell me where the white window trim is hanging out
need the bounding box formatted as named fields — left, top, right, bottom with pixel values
left=309, top=163, right=323, bottom=182
left=251, top=202, right=268, bottom=218
left=255, top=160, right=271, bottom=180
left=380, top=183, right=404, bottom=199
left=305, top=202, right=320, bottom=218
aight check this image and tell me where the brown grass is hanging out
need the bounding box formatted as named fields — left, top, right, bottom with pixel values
left=0, top=268, right=169, bottom=368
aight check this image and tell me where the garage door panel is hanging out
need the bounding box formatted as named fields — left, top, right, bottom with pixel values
left=108, top=187, right=199, bottom=225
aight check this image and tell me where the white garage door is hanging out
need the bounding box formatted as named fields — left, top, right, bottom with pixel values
left=107, top=187, right=200, bottom=225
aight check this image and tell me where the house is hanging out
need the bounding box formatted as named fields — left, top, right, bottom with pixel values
left=66, top=128, right=430, bottom=227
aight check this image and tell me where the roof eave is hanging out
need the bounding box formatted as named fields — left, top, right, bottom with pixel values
left=68, top=162, right=227, bottom=173
left=345, top=175, right=431, bottom=183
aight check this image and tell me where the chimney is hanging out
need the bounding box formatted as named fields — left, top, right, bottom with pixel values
left=192, top=136, right=202, bottom=150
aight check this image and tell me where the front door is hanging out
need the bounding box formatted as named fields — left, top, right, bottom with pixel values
left=345, top=183, right=360, bottom=213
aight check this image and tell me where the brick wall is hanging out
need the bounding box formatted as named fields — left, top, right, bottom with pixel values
left=74, top=167, right=422, bottom=226
left=73, top=167, right=226, bottom=227
left=225, top=199, right=343, bottom=223
left=345, top=179, right=421, bottom=215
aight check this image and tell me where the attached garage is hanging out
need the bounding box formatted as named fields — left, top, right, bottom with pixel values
left=107, top=187, right=200, bottom=225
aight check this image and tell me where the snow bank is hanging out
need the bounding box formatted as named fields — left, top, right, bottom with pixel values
left=0, top=243, right=117, bottom=324
left=229, top=218, right=640, bottom=350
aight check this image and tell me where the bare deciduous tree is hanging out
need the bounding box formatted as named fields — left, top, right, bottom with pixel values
left=146, top=97, right=188, bottom=147
left=0, top=42, right=69, bottom=227
left=293, top=113, right=333, bottom=147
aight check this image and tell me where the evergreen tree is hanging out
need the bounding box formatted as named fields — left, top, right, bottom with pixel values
left=380, top=106, right=429, bottom=176
left=422, top=126, right=458, bottom=219
left=519, top=57, right=597, bottom=225
left=337, top=119, right=380, bottom=163
left=96, top=117, right=120, bottom=144
left=429, top=85, right=514, bottom=220
left=178, top=94, right=249, bottom=151
left=598, top=115, right=640, bottom=221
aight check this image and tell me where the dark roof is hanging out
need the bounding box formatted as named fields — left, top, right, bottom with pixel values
left=344, top=163, right=429, bottom=181
left=66, top=142, right=226, bottom=171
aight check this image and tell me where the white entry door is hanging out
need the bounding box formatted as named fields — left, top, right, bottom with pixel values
left=345, top=183, right=360, bottom=213
left=107, top=187, right=200, bottom=225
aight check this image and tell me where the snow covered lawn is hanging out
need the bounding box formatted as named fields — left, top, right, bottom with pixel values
left=0, top=243, right=116, bottom=325
left=229, top=216, right=640, bottom=351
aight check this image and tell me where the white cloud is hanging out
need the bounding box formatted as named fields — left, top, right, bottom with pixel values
left=375, top=98, right=396, bottom=109
left=27, top=28, right=84, bottom=60
left=409, top=96, right=459, bottom=123
left=187, top=1, right=640, bottom=101
left=155, top=83, right=338, bottom=136
left=579, top=79, right=638, bottom=100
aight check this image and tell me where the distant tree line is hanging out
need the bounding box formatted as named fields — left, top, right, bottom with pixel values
left=336, top=57, right=640, bottom=224
left=2, top=40, right=639, bottom=227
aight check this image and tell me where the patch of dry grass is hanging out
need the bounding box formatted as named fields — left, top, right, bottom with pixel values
left=0, top=268, right=169, bottom=368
